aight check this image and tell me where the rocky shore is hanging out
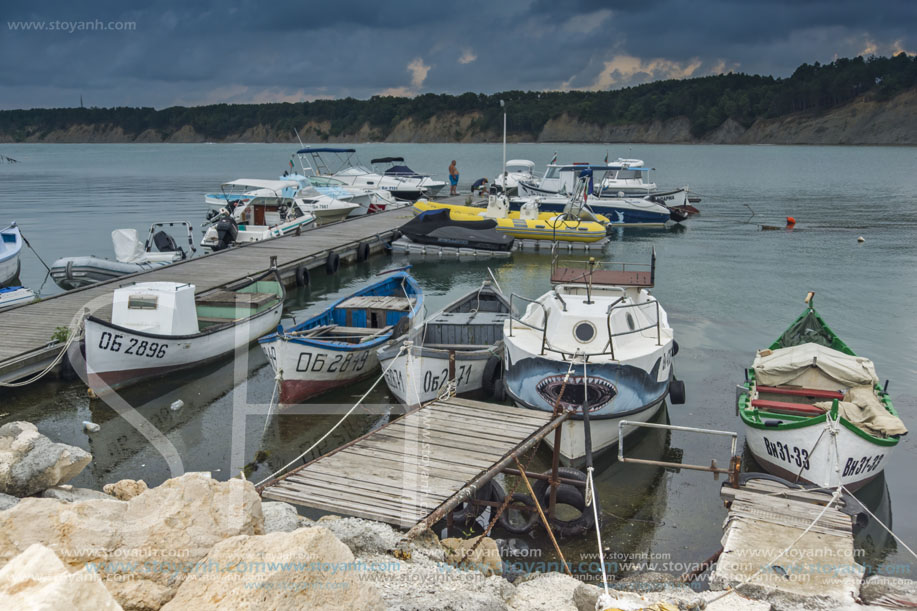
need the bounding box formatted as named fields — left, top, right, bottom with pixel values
left=1, top=420, right=914, bottom=610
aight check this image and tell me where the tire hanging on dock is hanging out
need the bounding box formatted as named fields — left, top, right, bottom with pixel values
left=532, top=467, right=596, bottom=538
left=669, top=378, right=686, bottom=404
left=482, top=355, right=504, bottom=401
left=356, top=242, right=370, bottom=262
left=295, top=265, right=310, bottom=287
left=325, top=251, right=340, bottom=274
left=451, top=479, right=505, bottom=525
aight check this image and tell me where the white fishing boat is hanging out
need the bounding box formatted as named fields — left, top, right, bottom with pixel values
left=520, top=159, right=655, bottom=198
left=260, top=271, right=423, bottom=405
left=50, top=223, right=195, bottom=290
left=738, top=293, right=907, bottom=491
left=201, top=179, right=321, bottom=250
left=0, top=222, right=23, bottom=287
left=295, top=148, right=442, bottom=201
left=0, top=286, right=37, bottom=310
left=494, top=160, right=536, bottom=194
left=378, top=281, right=511, bottom=406
left=502, top=251, right=684, bottom=465
left=85, top=268, right=284, bottom=391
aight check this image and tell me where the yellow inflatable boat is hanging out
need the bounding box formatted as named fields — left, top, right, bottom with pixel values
left=413, top=198, right=608, bottom=243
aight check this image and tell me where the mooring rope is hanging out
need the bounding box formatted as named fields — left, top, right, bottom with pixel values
left=254, top=343, right=406, bottom=488
left=0, top=314, right=84, bottom=388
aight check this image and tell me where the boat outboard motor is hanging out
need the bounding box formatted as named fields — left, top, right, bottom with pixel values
left=212, top=217, right=238, bottom=251
left=152, top=231, right=186, bottom=258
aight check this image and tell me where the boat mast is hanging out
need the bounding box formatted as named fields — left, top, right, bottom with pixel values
left=500, top=99, right=507, bottom=191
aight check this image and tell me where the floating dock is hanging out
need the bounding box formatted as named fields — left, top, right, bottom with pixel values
left=712, top=476, right=862, bottom=601
left=258, top=397, right=567, bottom=529
left=0, top=207, right=414, bottom=385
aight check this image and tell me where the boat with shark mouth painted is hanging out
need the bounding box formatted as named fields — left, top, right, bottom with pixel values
left=502, top=250, right=685, bottom=465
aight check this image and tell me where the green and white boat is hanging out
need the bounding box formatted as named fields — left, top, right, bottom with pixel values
left=737, top=292, right=907, bottom=491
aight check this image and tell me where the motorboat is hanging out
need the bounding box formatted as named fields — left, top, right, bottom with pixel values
left=520, top=159, right=655, bottom=198
left=84, top=268, right=284, bottom=391
left=50, top=223, right=196, bottom=290
left=260, top=271, right=423, bottom=405
left=397, top=209, right=515, bottom=251
left=371, top=157, right=446, bottom=198
left=516, top=165, right=689, bottom=225
left=378, top=280, right=511, bottom=406
left=0, top=286, right=37, bottom=310
left=494, top=160, right=536, bottom=195
left=502, top=251, right=684, bottom=465
left=0, top=222, right=23, bottom=287
left=737, top=292, right=907, bottom=491
left=295, top=148, right=442, bottom=201
left=412, top=196, right=608, bottom=243
left=201, top=179, right=321, bottom=250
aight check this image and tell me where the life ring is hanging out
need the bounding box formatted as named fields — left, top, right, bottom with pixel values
left=325, top=251, right=340, bottom=274
left=451, top=479, right=505, bottom=525
left=669, top=379, right=686, bottom=405
left=356, top=242, right=370, bottom=262
left=295, top=265, right=310, bottom=287
left=532, top=467, right=596, bottom=538
left=498, top=492, right=538, bottom=534
left=482, top=355, right=503, bottom=399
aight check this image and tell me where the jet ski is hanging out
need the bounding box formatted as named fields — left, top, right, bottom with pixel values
left=398, top=209, right=515, bottom=251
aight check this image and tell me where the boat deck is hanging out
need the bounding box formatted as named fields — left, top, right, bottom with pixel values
left=712, top=477, right=861, bottom=600
left=259, top=397, right=563, bottom=529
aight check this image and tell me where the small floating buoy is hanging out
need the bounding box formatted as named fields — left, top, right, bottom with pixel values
left=169, top=399, right=184, bottom=412
left=82, top=421, right=100, bottom=433
left=87, top=388, right=98, bottom=399
left=786, top=216, right=796, bottom=226
left=857, top=236, right=865, bottom=243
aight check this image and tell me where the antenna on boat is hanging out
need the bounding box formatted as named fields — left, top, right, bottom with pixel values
left=500, top=99, right=507, bottom=192
left=585, top=257, right=596, bottom=304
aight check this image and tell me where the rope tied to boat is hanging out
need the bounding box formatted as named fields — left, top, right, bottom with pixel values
left=254, top=343, right=407, bottom=488
left=0, top=309, right=86, bottom=388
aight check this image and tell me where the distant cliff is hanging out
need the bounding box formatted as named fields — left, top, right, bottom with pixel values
left=2, top=55, right=916, bottom=145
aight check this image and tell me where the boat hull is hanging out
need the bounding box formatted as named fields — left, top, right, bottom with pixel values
left=378, top=345, right=496, bottom=406
left=742, top=417, right=896, bottom=491
left=0, top=226, right=22, bottom=287
left=509, top=198, right=671, bottom=225
left=85, top=302, right=282, bottom=391
left=262, top=339, right=381, bottom=405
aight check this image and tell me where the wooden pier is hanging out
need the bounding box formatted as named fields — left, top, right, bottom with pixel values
left=259, top=397, right=567, bottom=529
left=712, top=476, right=862, bottom=601
left=0, top=206, right=415, bottom=385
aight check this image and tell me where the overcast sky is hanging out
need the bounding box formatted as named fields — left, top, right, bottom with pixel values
left=1, top=0, right=914, bottom=110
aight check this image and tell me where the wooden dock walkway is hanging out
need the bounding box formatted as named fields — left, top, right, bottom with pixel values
left=712, top=477, right=862, bottom=601
left=0, top=206, right=416, bottom=384
left=259, top=397, right=565, bottom=529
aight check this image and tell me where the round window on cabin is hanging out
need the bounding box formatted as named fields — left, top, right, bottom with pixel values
left=573, top=321, right=596, bottom=343
left=626, top=313, right=636, bottom=331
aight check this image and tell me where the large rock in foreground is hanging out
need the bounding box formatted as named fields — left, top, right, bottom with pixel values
left=162, top=527, right=384, bottom=610
left=0, top=472, right=263, bottom=610
left=0, top=422, right=91, bottom=496
left=0, top=543, right=122, bottom=610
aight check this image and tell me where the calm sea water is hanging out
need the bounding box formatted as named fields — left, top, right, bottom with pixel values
left=1, top=143, right=916, bottom=578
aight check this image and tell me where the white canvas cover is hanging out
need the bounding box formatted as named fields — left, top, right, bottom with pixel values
left=815, top=386, right=908, bottom=438
left=753, top=343, right=879, bottom=388
left=112, top=228, right=144, bottom=263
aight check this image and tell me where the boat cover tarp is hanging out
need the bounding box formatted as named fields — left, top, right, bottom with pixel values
left=815, top=386, right=908, bottom=437
left=753, top=343, right=879, bottom=388
left=776, top=309, right=844, bottom=351
left=112, top=229, right=145, bottom=263
left=384, top=165, right=418, bottom=176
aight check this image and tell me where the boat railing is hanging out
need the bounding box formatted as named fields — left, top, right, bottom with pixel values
left=603, top=299, right=662, bottom=360
left=508, top=293, right=550, bottom=355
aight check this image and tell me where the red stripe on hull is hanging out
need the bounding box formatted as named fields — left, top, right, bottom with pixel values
left=279, top=375, right=371, bottom=405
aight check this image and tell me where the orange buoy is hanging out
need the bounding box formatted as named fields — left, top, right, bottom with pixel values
left=786, top=216, right=796, bottom=226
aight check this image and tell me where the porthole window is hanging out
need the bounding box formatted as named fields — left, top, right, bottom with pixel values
left=573, top=321, right=596, bottom=343
left=626, top=313, right=636, bottom=331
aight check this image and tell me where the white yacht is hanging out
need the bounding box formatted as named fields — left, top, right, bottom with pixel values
left=494, top=159, right=536, bottom=194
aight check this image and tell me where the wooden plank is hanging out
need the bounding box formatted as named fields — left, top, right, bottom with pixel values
left=279, top=477, right=439, bottom=515
left=337, top=447, right=486, bottom=477
left=262, top=488, right=420, bottom=527
left=286, top=474, right=448, bottom=509
left=379, top=424, right=528, bottom=457
left=270, top=482, right=428, bottom=519
left=405, top=410, right=541, bottom=437
left=436, top=399, right=552, bottom=424
left=294, top=467, right=459, bottom=499
left=309, top=453, right=474, bottom=486
left=353, top=436, right=505, bottom=468
left=386, top=418, right=534, bottom=445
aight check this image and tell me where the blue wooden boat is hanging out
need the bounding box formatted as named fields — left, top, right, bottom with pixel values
left=259, top=271, right=423, bottom=404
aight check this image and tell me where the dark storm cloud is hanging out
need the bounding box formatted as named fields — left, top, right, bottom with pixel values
left=0, top=0, right=914, bottom=109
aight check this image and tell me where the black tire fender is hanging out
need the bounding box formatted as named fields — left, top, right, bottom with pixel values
left=481, top=355, right=503, bottom=398
left=357, top=242, right=370, bottom=262
left=452, top=479, right=504, bottom=525
left=498, top=493, right=538, bottom=535
left=295, top=265, right=310, bottom=287
left=325, top=251, right=340, bottom=274
left=669, top=379, right=686, bottom=405
left=532, top=467, right=596, bottom=538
